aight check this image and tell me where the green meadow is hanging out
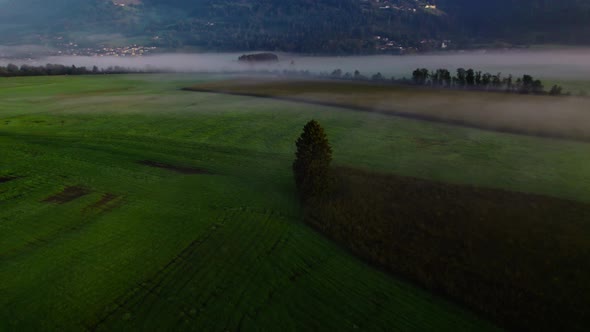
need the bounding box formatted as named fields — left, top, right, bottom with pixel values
left=1, top=74, right=590, bottom=331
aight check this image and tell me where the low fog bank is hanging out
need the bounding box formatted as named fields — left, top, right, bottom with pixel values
left=2, top=48, right=590, bottom=80
left=192, top=78, right=590, bottom=142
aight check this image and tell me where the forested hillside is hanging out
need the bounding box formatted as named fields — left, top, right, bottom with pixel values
left=140, top=0, right=449, bottom=53
left=142, top=0, right=590, bottom=49
left=0, top=0, right=135, bottom=46
left=439, top=0, right=590, bottom=44
left=0, top=0, right=589, bottom=53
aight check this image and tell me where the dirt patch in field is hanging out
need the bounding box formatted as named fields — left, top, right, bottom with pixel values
left=0, top=176, right=19, bottom=183
left=43, top=186, right=91, bottom=204
left=139, top=160, right=210, bottom=174
left=91, top=193, right=118, bottom=208
left=83, top=193, right=123, bottom=213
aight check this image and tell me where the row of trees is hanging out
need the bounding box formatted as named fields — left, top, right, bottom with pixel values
left=323, top=67, right=566, bottom=96
left=0, top=64, right=144, bottom=77
left=411, top=68, right=563, bottom=95
left=0, top=63, right=569, bottom=98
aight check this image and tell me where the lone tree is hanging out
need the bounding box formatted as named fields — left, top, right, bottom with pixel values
left=293, top=120, right=332, bottom=200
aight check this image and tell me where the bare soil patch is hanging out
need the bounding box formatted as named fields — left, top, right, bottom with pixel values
left=0, top=176, right=19, bottom=183
left=84, top=193, right=121, bottom=213
left=43, top=186, right=91, bottom=204
left=139, top=160, right=209, bottom=174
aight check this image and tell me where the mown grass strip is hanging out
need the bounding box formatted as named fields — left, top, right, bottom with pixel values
left=305, top=166, right=590, bottom=332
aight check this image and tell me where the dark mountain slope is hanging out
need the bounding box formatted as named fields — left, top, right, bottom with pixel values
left=140, top=0, right=447, bottom=53
left=0, top=0, right=589, bottom=53
left=439, top=0, right=590, bottom=44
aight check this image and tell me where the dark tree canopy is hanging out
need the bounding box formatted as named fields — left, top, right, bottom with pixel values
left=293, top=120, right=332, bottom=200
left=238, top=53, right=279, bottom=63
left=406, top=66, right=562, bottom=95
left=0, top=63, right=142, bottom=77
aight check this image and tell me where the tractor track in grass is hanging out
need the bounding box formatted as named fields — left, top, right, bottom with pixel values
left=239, top=254, right=330, bottom=330
left=88, top=209, right=292, bottom=331
left=184, top=88, right=590, bottom=143
left=1, top=192, right=125, bottom=261
left=163, top=209, right=286, bottom=327
left=87, top=210, right=241, bottom=331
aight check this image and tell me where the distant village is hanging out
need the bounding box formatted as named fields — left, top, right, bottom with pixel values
left=373, top=35, right=452, bottom=54
left=365, top=0, right=438, bottom=12
left=49, top=36, right=157, bottom=57
left=363, top=0, right=450, bottom=54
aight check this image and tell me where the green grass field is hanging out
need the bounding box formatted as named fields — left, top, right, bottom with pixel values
left=1, top=74, right=589, bottom=331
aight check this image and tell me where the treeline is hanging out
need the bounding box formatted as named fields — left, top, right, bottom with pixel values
left=323, top=67, right=566, bottom=96
left=293, top=120, right=590, bottom=332
left=411, top=68, right=564, bottom=95
left=250, top=67, right=569, bottom=97
left=0, top=64, right=146, bottom=77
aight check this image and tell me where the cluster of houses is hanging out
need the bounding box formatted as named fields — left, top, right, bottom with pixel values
left=112, top=0, right=142, bottom=7
left=363, top=0, right=438, bottom=12
left=53, top=41, right=157, bottom=57
left=374, top=35, right=452, bottom=54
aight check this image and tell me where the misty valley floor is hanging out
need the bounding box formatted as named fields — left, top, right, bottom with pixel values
left=1, top=74, right=590, bottom=331
left=188, top=78, right=590, bottom=142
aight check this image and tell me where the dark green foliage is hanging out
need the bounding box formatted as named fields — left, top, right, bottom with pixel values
left=520, top=75, right=535, bottom=94
left=238, top=53, right=279, bottom=63
left=353, top=70, right=368, bottom=80
left=412, top=68, right=429, bottom=85
left=330, top=69, right=343, bottom=78
left=371, top=72, right=384, bottom=81
left=293, top=120, right=332, bottom=200
left=409, top=67, right=553, bottom=95
left=456, top=68, right=467, bottom=87
left=466, top=69, right=475, bottom=86
left=432, top=69, right=452, bottom=87
left=549, top=85, right=564, bottom=96
left=305, top=167, right=590, bottom=332
left=0, top=64, right=142, bottom=77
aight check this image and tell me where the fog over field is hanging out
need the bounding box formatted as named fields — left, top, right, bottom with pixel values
left=3, top=48, right=590, bottom=80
